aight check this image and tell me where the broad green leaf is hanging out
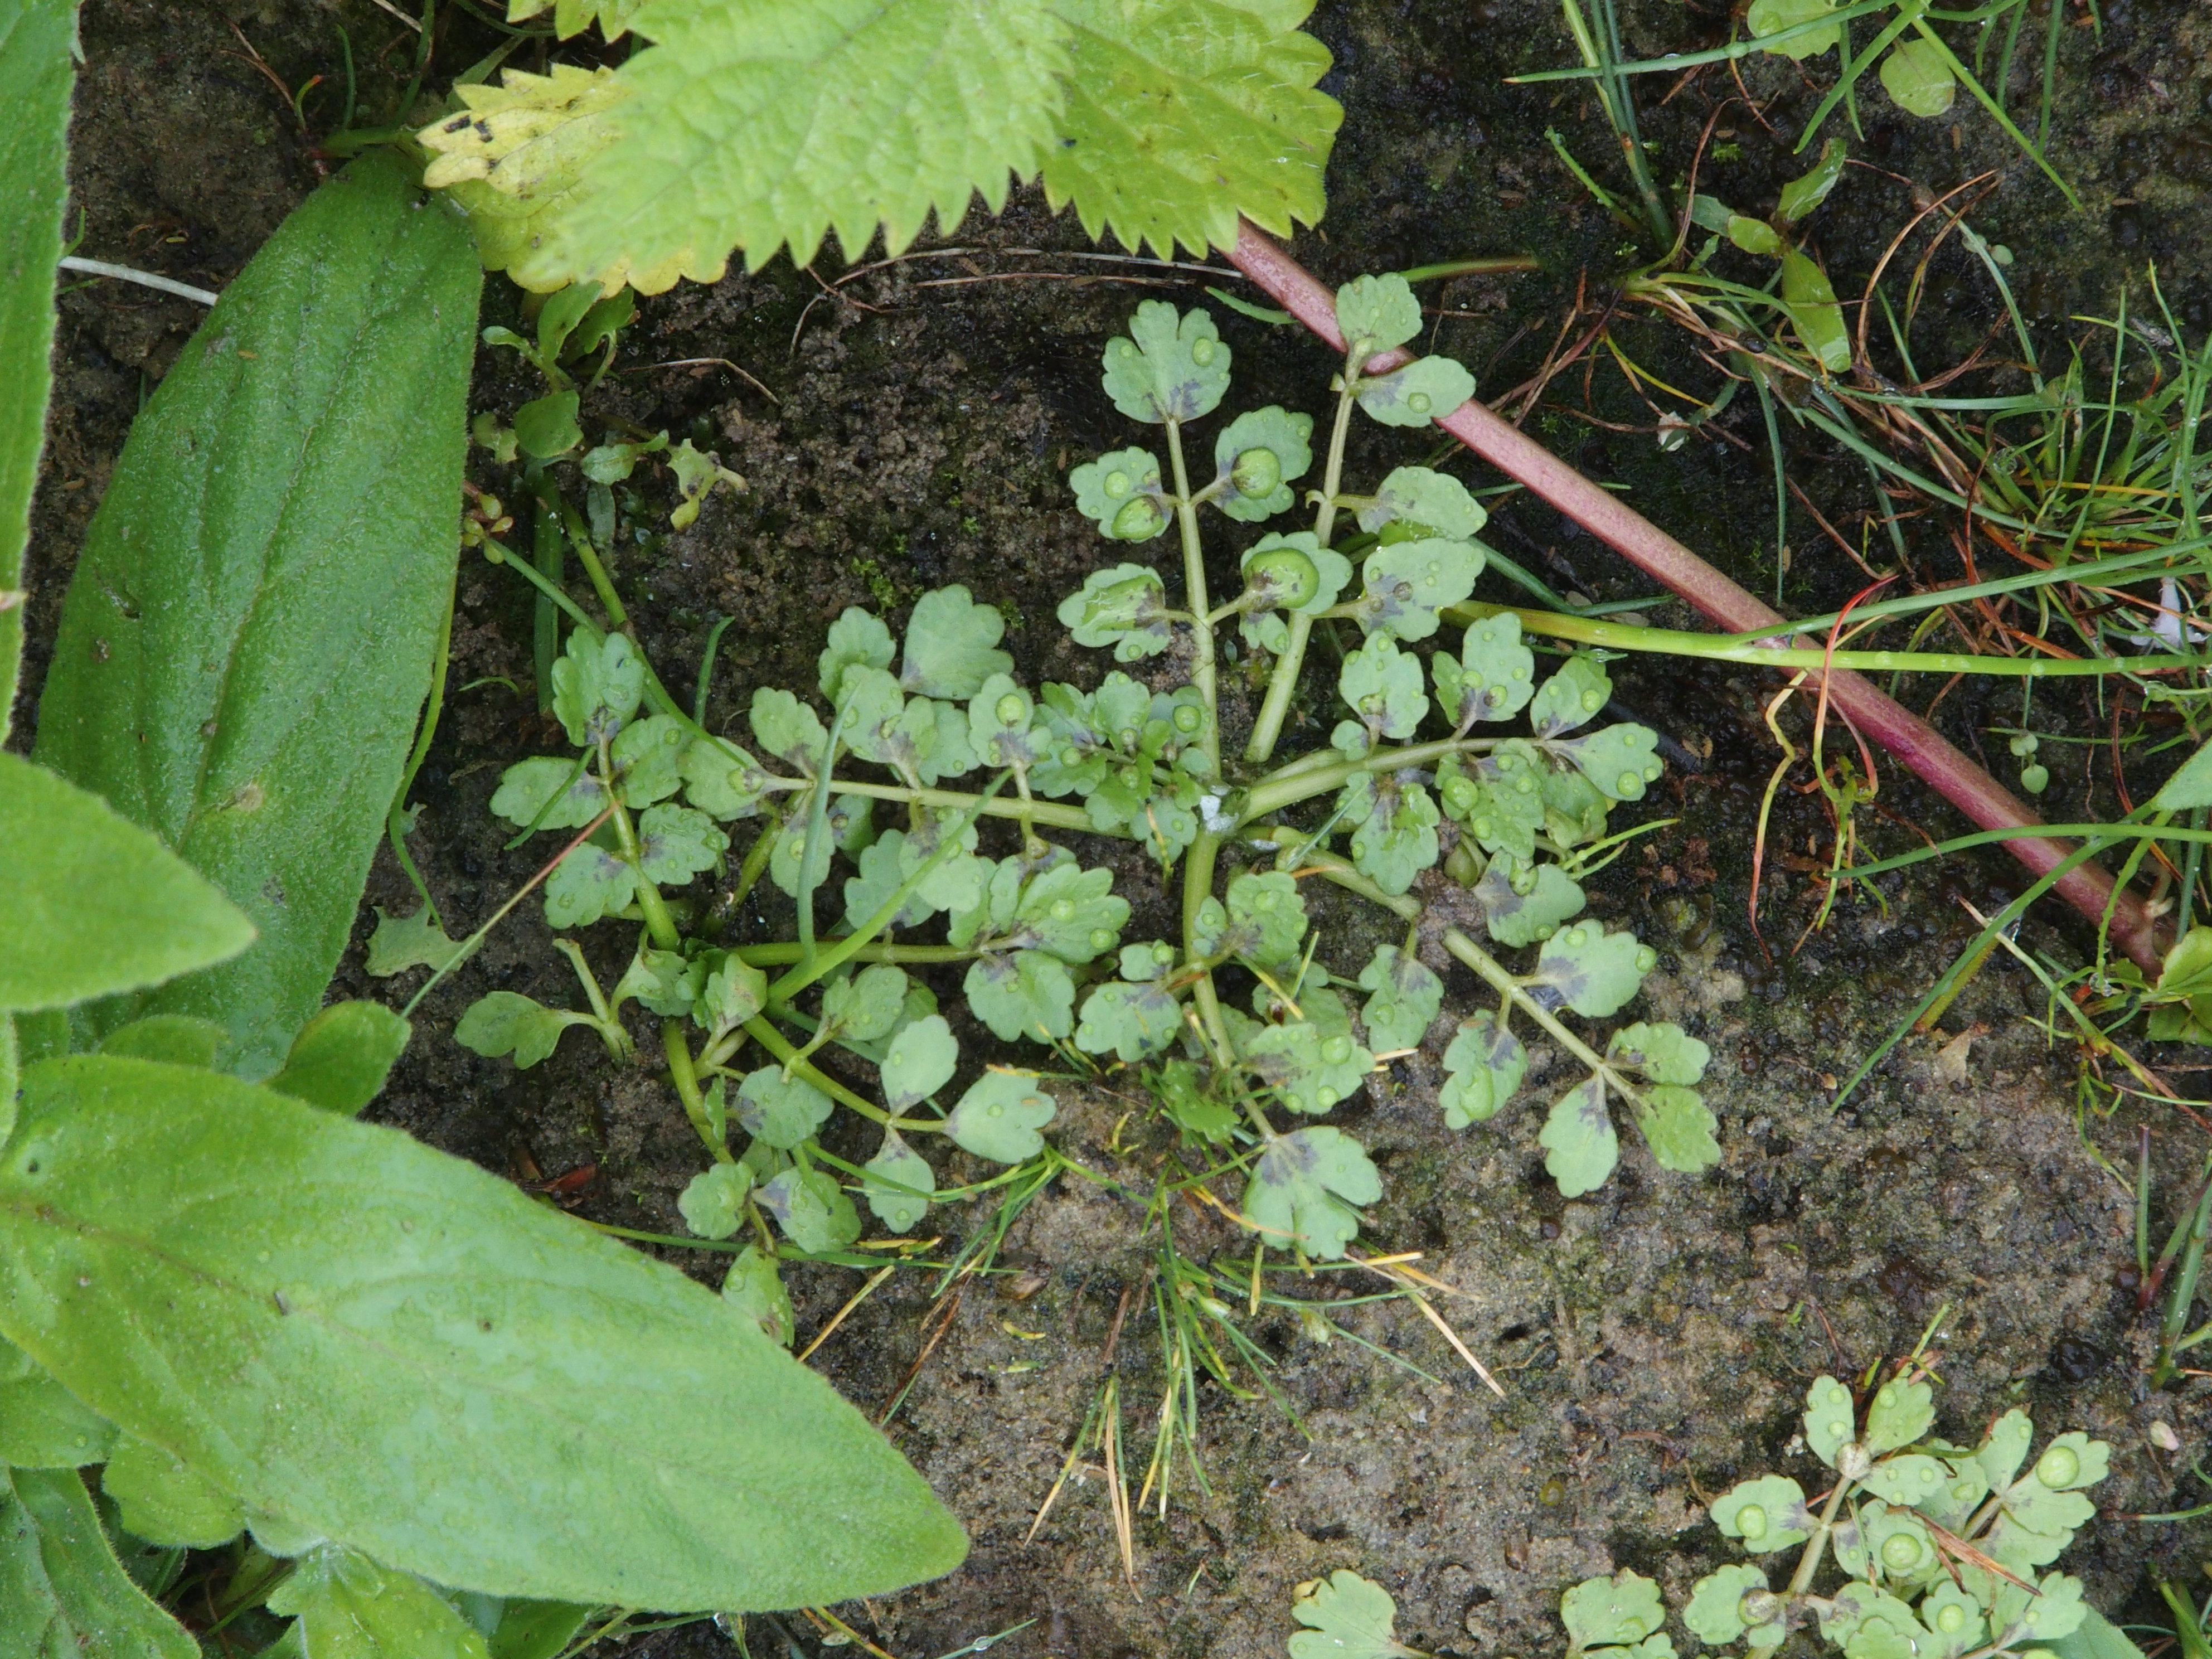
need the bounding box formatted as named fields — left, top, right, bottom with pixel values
left=1075, top=978, right=1183, bottom=1061
left=269, top=1546, right=491, bottom=1659
left=736, top=1067, right=834, bottom=1149
left=1782, top=246, right=1852, bottom=373
left=1805, top=1375, right=1857, bottom=1466
left=1711, top=1473, right=1810, bottom=1551
left=818, top=608, right=896, bottom=700
left=946, top=1070, right=1058, bottom=1162
left=1069, top=449, right=1170, bottom=542
left=1530, top=654, right=1612, bottom=738
left=861, top=1130, right=935, bottom=1233
left=266, top=1002, right=411, bottom=1116
left=1357, top=355, right=1473, bottom=427
left=1530, top=923, right=1652, bottom=1018
left=365, top=907, right=468, bottom=978
left=2152, top=741, right=2212, bottom=812
left=0, top=754, right=256, bottom=1015
left=101, top=1433, right=245, bottom=1549
left=1342, top=774, right=1442, bottom=896
left=1212, top=405, right=1312, bottom=522
left=454, top=991, right=593, bottom=1069
left=901, top=585, right=1013, bottom=698
left=678, top=1163, right=753, bottom=1239
left=1439, top=1011, right=1527, bottom=1128
left=1335, top=274, right=1423, bottom=353
left=1865, top=1375, right=1935, bottom=1453
left=1041, top=0, right=1340, bottom=259
left=463, top=0, right=1069, bottom=294
left=32, top=154, right=481, bottom=1073
left=490, top=756, right=607, bottom=830
left=1777, top=137, right=1847, bottom=221
left=1636, top=1088, right=1719, bottom=1173
left=514, top=390, right=583, bottom=459
left=0, top=1465, right=197, bottom=1659
left=1473, top=856, right=1584, bottom=948
left=1098, top=300, right=1230, bottom=424
left=0, top=1057, right=965, bottom=1605
left=0, top=0, right=74, bottom=742
left=1561, top=1570, right=1666, bottom=1650
left=1606, top=1022, right=1710, bottom=1085
left=0, top=1332, right=114, bottom=1468
left=1243, top=1019, right=1371, bottom=1115
left=1684, top=1564, right=1778, bottom=1647
left=1058, top=562, right=1173, bottom=658
left=488, top=1601, right=595, bottom=1659
left=1880, top=38, right=1956, bottom=117
left=1338, top=634, right=1428, bottom=743
left=1241, top=1126, right=1379, bottom=1259
left=1357, top=465, right=1487, bottom=540
left=1552, top=723, right=1664, bottom=801
left=1726, top=215, right=1781, bottom=255
left=722, top=1245, right=795, bottom=1348
left=823, top=963, right=910, bottom=1042
left=102, top=1015, right=226, bottom=1067
left=1288, top=1568, right=1420, bottom=1659
left=881, top=1014, right=958, bottom=1109
left=1538, top=1076, right=1617, bottom=1197
left=1747, top=0, right=1839, bottom=59
left=964, top=951, right=1076, bottom=1042
left=1356, top=945, right=1442, bottom=1054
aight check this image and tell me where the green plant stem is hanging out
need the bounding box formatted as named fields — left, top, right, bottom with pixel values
left=664, top=1019, right=731, bottom=1162
left=1165, top=419, right=1221, bottom=777
left=792, top=692, right=855, bottom=958
left=738, top=1016, right=942, bottom=1133
left=733, top=941, right=975, bottom=966
left=820, top=775, right=1096, bottom=833
left=1246, top=376, right=1359, bottom=765
left=555, top=493, right=630, bottom=630
left=1238, top=735, right=1496, bottom=823
left=1750, top=1478, right=1854, bottom=1659
left=386, top=581, right=455, bottom=928
left=1181, top=828, right=1234, bottom=1056
left=532, top=486, right=563, bottom=713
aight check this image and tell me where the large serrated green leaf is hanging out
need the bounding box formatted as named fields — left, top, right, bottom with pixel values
left=0, top=0, right=74, bottom=741
left=1040, top=0, right=1341, bottom=257
left=32, top=154, right=481, bottom=1074
left=0, top=1056, right=968, bottom=1609
left=0, top=1465, right=198, bottom=1659
left=517, top=0, right=1070, bottom=290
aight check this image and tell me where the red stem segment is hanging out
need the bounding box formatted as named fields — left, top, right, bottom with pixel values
left=1228, top=221, right=2164, bottom=973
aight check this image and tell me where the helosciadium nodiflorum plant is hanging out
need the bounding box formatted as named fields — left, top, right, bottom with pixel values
left=1562, top=1375, right=2112, bottom=1659
left=454, top=274, right=1717, bottom=1318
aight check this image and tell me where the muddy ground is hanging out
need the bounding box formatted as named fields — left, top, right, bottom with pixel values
left=21, top=0, right=2212, bottom=1654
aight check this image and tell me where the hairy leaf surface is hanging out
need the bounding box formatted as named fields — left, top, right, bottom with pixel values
left=0, top=1466, right=197, bottom=1659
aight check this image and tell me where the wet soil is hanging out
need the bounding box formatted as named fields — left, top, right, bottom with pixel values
left=21, top=0, right=2212, bottom=1655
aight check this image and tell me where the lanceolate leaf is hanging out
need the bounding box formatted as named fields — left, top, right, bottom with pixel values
left=0, top=1464, right=197, bottom=1659
left=0, top=0, right=75, bottom=740
left=1040, top=0, right=1341, bottom=258
left=32, top=154, right=481, bottom=1074
left=0, top=1056, right=968, bottom=1608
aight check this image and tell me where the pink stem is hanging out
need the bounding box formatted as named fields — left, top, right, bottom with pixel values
left=1228, top=221, right=2164, bottom=973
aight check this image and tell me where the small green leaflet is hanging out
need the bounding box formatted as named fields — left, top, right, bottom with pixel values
left=1058, top=562, right=1173, bottom=657
left=515, top=389, right=582, bottom=458
left=636, top=802, right=727, bottom=884
left=964, top=951, right=1076, bottom=1042
left=1782, top=247, right=1852, bottom=373
left=1356, top=944, right=1442, bottom=1055
left=270, top=1546, right=492, bottom=1659
left=1212, top=405, right=1312, bottom=522
left=1439, top=1011, right=1526, bottom=1128
left=862, top=1131, right=935, bottom=1232
left=736, top=1066, right=835, bottom=1148
left=552, top=628, right=644, bottom=746
left=544, top=838, right=636, bottom=927
left=819, top=608, right=896, bottom=699
left=1242, top=1126, right=1379, bottom=1259
left=1881, top=38, right=1956, bottom=117
left=1529, top=923, right=1653, bottom=1018
left=1243, top=530, right=1351, bottom=617
left=759, top=1166, right=862, bottom=1253
left=1356, top=355, right=1474, bottom=428
left=678, top=1164, right=753, bottom=1239
left=365, top=907, right=468, bottom=978
left=1099, top=300, right=1230, bottom=424
left=1865, top=1376, right=1935, bottom=1453
left=1711, top=1473, right=1811, bottom=1551
left=1633, top=1086, right=1720, bottom=1173
left=267, top=1002, right=411, bottom=1117
left=1353, top=537, right=1482, bottom=642
left=454, top=992, right=595, bottom=1069
left=1538, top=1076, right=1617, bottom=1197
left=667, top=439, right=744, bottom=529
left=1607, top=1022, right=1710, bottom=1085
left=1529, top=653, right=1611, bottom=738
left=1076, top=978, right=1183, bottom=1060
left=1684, top=1564, right=1779, bottom=1647
left=1288, top=1569, right=1424, bottom=1659
left=610, top=714, right=687, bottom=806
left=1243, top=1018, right=1372, bottom=1115
left=1804, top=1375, right=1856, bottom=1466
left=1042, top=0, right=1340, bottom=259
left=1777, top=137, right=1847, bottom=222
left=1195, top=870, right=1307, bottom=969
left=1437, top=615, right=1534, bottom=728
left=1549, top=723, right=1663, bottom=802
left=946, top=1069, right=1057, bottom=1162
left=1068, top=454, right=1170, bottom=543
left=680, top=734, right=774, bottom=819
left=1473, top=856, right=1585, bottom=948
left=618, top=947, right=705, bottom=1018
left=751, top=686, right=830, bottom=772
left=1746, top=0, right=1839, bottom=59
left=491, top=756, right=607, bottom=829
left=1337, top=634, right=1428, bottom=748
left=902, top=585, right=1015, bottom=699
left=880, top=1014, right=958, bottom=1109
left=1357, top=465, right=1487, bottom=540
left=102, top=1434, right=245, bottom=1549
left=510, top=0, right=649, bottom=42
left=824, top=963, right=910, bottom=1042
left=1, top=1465, right=198, bottom=1659
left=1335, top=274, right=1423, bottom=353
left=1437, top=752, right=1545, bottom=862
left=1342, top=774, right=1441, bottom=896
left=1560, top=1570, right=1667, bottom=1654
left=723, top=1246, right=795, bottom=1347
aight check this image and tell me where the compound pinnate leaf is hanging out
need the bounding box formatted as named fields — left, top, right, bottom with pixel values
left=1439, top=1011, right=1527, bottom=1128
left=677, top=1163, right=753, bottom=1241
left=903, top=585, right=1014, bottom=699
left=553, top=629, right=646, bottom=746
left=1865, top=1376, right=1935, bottom=1453
left=880, top=1014, right=958, bottom=1109
left=819, top=609, right=896, bottom=701
left=1552, top=723, right=1663, bottom=802
left=1473, top=856, right=1585, bottom=948
left=1530, top=654, right=1613, bottom=738
left=736, top=1067, right=834, bottom=1149
left=758, top=1166, right=862, bottom=1255
left=491, top=756, right=607, bottom=830
left=267, top=1002, right=410, bottom=1117
left=103, top=1433, right=244, bottom=1549
left=1357, top=944, right=1443, bottom=1055
left=31, top=156, right=478, bottom=1072
left=503, top=0, right=1068, bottom=293
left=0, top=1056, right=968, bottom=1607
left=1685, top=1564, right=1778, bottom=1646
left=965, top=952, right=1076, bottom=1042
left=454, top=992, right=591, bottom=1070
left=1243, top=1020, right=1371, bottom=1115
left=1069, top=448, right=1170, bottom=542
left=1213, top=405, right=1313, bottom=522
left=365, top=907, right=467, bottom=978
left=1805, top=1376, right=1857, bottom=1466
left=1561, top=1570, right=1666, bottom=1651
left=1355, top=537, right=1482, bottom=641
left=1880, top=37, right=1956, bottom=117
left=1747, top=0, right=1839, bottom=58
left=1635, top=1085, right=1719, bottom=1173
left=1243, top=1126, right=1379, bottom=1260
left=947, top=1070, right=1057, bottom=1163
left=1288, top=1568, right=1422, bottom=1659
left=1607, top=1022, right=1710, bottom=1085
left=1713, top=1473, right=1811, bottom=1551
left=1530, top=923, right=1652, bottom=1018
left=1, top=1464, right=198, bottom=1659
left=1058, top=562, right=1173, bottom=657
left=0, top=754, right=256, bottom=1015
left=1042, top=0, right=1340, bottom=259
left=1357, top=355, right=1473, bottom=427
left=862, top=1131, right=935, bottom=1233
left=1099, top=300, right=1230, bottom=424
left=1335, top=273, right=1423, bottom=353
left=1338, top=634, right=1428, bottom=743
left=1539, top=1077, right=1617, bottom=1197
left=1075, top=979, right=1183, bottom=1061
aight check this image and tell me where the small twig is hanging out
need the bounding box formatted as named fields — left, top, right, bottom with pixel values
left=634, top=356, right=780, bottom=405
left=60, top=256, right=218, bottom=307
